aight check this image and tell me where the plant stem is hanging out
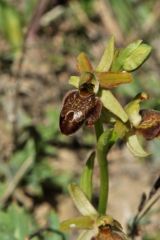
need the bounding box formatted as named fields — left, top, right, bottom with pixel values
left=95, top=118, right=104, bottom=140
left=96, top=125, right=118, bottom=214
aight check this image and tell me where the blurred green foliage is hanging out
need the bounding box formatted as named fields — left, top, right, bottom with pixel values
left=0, top=0, right=23, bottom=55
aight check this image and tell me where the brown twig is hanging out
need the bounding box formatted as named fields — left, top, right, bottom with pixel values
left=0, top=157, right=33, bottom=207
left=94, top=0, right=124, bottom=45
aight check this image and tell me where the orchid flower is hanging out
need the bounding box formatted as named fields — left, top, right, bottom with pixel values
left=60, top=184, right=127, bottom=240
left=114, top=92, right=160, bottom=157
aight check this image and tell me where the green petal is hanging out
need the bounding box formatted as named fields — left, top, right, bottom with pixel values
left=123, top=44, right=152, bottom=71
left=111, top=40, right=142, bottom=71
left=68, top=184, right=98, bottom=216
left=125, top=92, right=149, bottom=127
left=69, top=76, right=80, bottom=88
left=96, top=36, right=114, bottom=72
left=100, top=90, right=128, bottom=122
left=95, top=72, right=133, bottom=89
left=126, top=134, right=150, bottom=157
left=77, top=52, right=93, bottom=73
left=60, top=216, right=95, bottom=231
left=80, top=151, right=95, bottom=201
left=77, top=230, right=97, bottom=240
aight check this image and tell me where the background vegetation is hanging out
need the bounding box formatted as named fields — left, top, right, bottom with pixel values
left=0, top=0, right=159, bottom=239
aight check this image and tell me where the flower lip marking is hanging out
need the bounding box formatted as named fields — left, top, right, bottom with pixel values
left=137, top=109, right=160, bottom=140
left=60, top=89, right=102, bottom=135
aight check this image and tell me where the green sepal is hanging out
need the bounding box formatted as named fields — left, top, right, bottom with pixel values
left=68, top=184, right=97, bottom=216
left=69, top=76, right=80, bottom=88
left=96, top=36, right=114, bottom=72
left=125, top=92, right=149, bottom=127
left=100, top=90, right=128, bottom=122
left=123, top=43, right=152, bottom=71
left=60, top=216, right=95, bottom=231
left=126, top=134, right=150, bottom=157
left=111, top=40, right=142, bottom=71
left=80, top=151, right=95, bottom=201
left=77, top=52, right=93, bottom=73
left=95, top=72, right=133, bottom=89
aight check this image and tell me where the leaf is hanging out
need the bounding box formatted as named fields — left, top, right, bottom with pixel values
left=48, top=211, right=66, bottom=240
left=49, top=211, right=60, bottom=229
left=8, top=204, right=30, bottom=240
left=95, top=72, right=133, bottom=89
left=0, top=1, right=23, bottom=55
left=111, top=40, right=142, bottom=71
left=37, top=108, right=59, bottom=141
left=77, top=52, right=93, bottom=73
left=126, top=134, right=150, bottom=157
left=123, top=43, right=152, bottom=71
left=80, top=151, right=95, bottom=201
left=96, top=36, right=114, bottom=72
left=28, top=161, right=54, bottom=185
left=69, top=76, right=80, bottom=88
left=9, top=139, right=35, bottom=173
left=100, top=90, right=128, bottom=122
left=60, top=216, right=95, bottom=231
left=68, top=184, right=97, bottom=216
left=0, top=203, right=31, bottom=240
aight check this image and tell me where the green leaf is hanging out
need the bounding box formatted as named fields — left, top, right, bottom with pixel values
left=0, top=1, right=23, bottom=55
left=8, top=204, right=30, bottom=240
left=49, top=211, right=60, bottom=229
left=48, top=211, right=66, bottom=240
left=96, top=36, right=114, bottom=72
left=69, top=76, right=80, bottom=88
left=100, top=90, right=128, bottom=122
left=80, top=151, right=95, bottom=201
left=123, top=44, right=152, bottom=71
left=37, top=108, right=59, bottom=141
left=60, top=216, right=95, bottom=231
left=0, top=203, right=31, bottom=240
left=111, top=40, right=142, bottom=71
left=28, top=161, right=54, bottom=185
left=10, top=139, right=35, bottom=173
left=68, top=184, right=97, bottom=216
left=126, top=134, right=150, bottom=157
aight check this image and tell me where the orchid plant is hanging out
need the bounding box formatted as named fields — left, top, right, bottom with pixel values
left=59, top=36, right=159, bottom=239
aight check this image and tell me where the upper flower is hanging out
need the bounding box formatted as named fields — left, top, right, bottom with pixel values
left=60, top=36, right=152, bottom=136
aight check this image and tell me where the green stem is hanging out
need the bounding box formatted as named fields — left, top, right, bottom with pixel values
left=95, top=118, right=104, bottom=140
left=96, top=127, right=118, bottom=215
